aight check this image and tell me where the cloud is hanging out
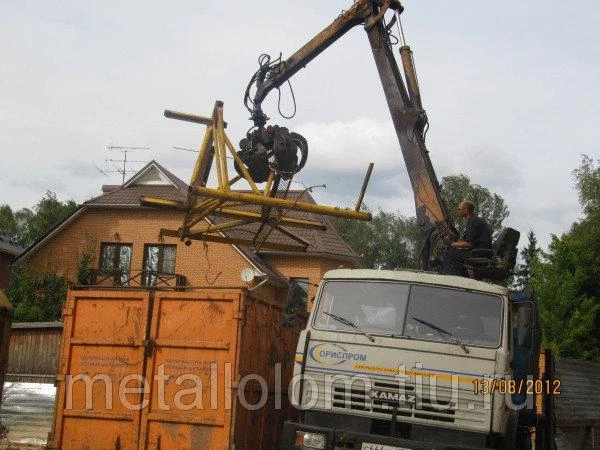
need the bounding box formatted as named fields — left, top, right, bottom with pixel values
left=291, top=117, right=416, bottom=211
left=296, top=117, right=403, bottom=174
left=290, top=117, right=582, bottom=250
left=2, top=0, right=596, bottom=254
left=432, top=144, right=526, bottom=195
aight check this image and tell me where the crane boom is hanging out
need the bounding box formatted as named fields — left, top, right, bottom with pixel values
left=246, top=0, right=456, bottom=268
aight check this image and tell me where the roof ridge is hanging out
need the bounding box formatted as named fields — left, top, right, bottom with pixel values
left=149, top=160, right=189, bottom=191
left=122, top=160, right=189, bottom=191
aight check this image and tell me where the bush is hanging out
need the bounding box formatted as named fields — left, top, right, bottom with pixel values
left=8, top=265, right=70, bottom=322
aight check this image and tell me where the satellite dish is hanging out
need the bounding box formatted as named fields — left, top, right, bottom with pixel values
left=241, top=268, right=256, bottom=283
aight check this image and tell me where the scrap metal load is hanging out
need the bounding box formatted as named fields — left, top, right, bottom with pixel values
left=140, top=101, right=372, bottom=252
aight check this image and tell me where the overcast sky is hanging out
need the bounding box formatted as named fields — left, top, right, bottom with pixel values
left=2, top=0, right=599, bottom=249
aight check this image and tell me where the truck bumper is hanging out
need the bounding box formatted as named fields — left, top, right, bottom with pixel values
left=281, top=421, right=490, bottom=450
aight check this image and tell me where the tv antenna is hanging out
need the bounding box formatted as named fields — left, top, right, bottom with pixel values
left=97, top=145, right=150, bottom=184
left=172, top=146, right=198, bottom=153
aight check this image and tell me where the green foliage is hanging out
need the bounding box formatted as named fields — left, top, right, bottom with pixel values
left=532, top=235, right=600, bottom=361
left=22, top=191, right=77, bottom=247
left=0, top=191, right=77, bottom=247
left=532, top=155, right=600, bottom=362
left=0, top=204, right=19, bottom=237
left=7, top=265, right=70, bottom=322
left=331, top=208, right=418, bottom=269
left=0, top=204, right=31, bottom=244
left=441, top=174, right=509, bottom=236
left=76, top=243, right=96, bottom=285
left=573, top=154, right=600, bottom=218
left=514, top=230, right=540, bottom=290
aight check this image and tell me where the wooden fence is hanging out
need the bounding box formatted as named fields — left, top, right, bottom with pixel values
left=6, top=322, right=63, bottom=383
left=554, top=357, right=600, bottom=449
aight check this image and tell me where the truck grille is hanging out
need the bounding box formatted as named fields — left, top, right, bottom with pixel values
left=332, top=379, right=456, bottom=423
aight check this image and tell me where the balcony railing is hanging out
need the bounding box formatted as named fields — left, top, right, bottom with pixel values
left=84, top=268, right=187, bottom=288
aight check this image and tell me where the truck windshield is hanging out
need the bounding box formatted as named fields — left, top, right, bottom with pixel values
left=313, top=281, right=502, bottom=348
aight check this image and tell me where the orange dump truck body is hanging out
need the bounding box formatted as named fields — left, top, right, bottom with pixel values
left=49, top=288, right=304, bottom=450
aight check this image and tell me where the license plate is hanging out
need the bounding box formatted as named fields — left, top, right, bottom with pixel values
left=361, top=444, right=411, bottom=450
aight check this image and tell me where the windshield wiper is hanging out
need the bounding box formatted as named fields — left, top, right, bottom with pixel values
left=322, top=311, right=375, bottom=342
left=388, top=333, right=412, bottom=340
left=412, top=316, right=469, bottom=354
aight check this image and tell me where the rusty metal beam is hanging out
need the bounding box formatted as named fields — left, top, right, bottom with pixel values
left=140, top=196, right=186, bottom=211
left=183, top=200, right=223, bottom=230
left=160, top=228, right=307, bottom=252
left=184, top=204, right=327, bottom=230
left=188, top=219, right=250, bottom=234
left=213, top=208, right=327, bottom=230
left=191, top=187, right=372, bottom=221
left=223, top=133, right=260, bottom=194
left=355, top=162, right=374, bottom=211
left=164, top=110, right=227, bottom=128
left=273, top=225, right=311, bottom=247
left=188, top=126, right=214, bottom=193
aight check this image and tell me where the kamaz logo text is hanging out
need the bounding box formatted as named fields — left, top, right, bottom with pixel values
left=371, top=389, right=416, bottom=404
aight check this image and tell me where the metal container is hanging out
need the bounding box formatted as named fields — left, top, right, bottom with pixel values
left=0, top=291, right=13, bottom=409
left=48, top=288, right=305, bottom=450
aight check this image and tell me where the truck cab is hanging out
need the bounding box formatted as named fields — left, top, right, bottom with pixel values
left=283, top=269, right=538, bottom=450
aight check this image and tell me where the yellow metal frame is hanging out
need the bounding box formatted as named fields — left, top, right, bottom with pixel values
left=141, top=101, right=372, bottom=252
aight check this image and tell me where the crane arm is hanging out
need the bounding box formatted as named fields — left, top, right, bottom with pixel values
left=246, top=0, right=457, bottom=269
left=364, top=5, right=457, bottom=268
left=247, top=0, right=381, bottom=127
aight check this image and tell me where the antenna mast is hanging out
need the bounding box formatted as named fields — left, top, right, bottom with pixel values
left=105, top=145, right=150, bottom=184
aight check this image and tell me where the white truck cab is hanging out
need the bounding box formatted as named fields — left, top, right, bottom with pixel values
left=283, top=269, right=539, bottom=450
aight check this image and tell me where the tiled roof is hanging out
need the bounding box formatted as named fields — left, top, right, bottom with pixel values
left=86, top=184, right=186, bottom=206
left=87, top=160, right=189, bottom=206
left=0, top=234, right=23, bottom=256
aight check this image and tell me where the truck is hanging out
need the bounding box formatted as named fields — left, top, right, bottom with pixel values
left=282, top=270, right=548, bottom=449
left=240, top=0, right=553, bottom=448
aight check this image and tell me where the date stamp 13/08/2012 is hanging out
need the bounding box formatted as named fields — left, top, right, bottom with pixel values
left=472, top=378, right=561, bottom=396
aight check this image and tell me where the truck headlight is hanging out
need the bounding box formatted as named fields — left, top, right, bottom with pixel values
left=294, top=430, right=327, bottom=449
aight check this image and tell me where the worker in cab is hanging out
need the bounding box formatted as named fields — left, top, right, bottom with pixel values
left=443, top=200, right=492, bottom=277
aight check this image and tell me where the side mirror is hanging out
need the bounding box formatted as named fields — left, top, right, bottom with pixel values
left=516, top=302, right=534, bottom=348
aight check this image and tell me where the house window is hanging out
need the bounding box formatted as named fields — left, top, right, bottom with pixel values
left=142, top=244, right=177, bottom=286
left=99, top=243, right=132, bottom=285
left=289, top=278, right=309, bottom=309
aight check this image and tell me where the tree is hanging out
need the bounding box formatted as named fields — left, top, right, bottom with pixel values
left=2, top=192, right=78, bottom=321
left=513, top=230, right=540, bottom=290
left=0, top=191, right=77, bottom=247
left=0, top=204, right=32, bottom=244
left=331, top=208, right=418, bottom=269
left=0, top=205, right=18, bottom=238
left=440, top=174, right=509, bottom=237
left=532, top=155, right=600, bottom=362
left=7, top=265, right=70, bottom=322
left=332, top=174, right=510, bottom=269
left=572, top=154, right=600, bottom=218
left=532, top=234, right=600, bottom=361
left=21, top=191, right=77, bottom=246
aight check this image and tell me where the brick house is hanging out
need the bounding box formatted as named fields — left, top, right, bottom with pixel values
left=0, top=235, right=23, bottom=292
left=16, top=161, right=362, bottom=308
